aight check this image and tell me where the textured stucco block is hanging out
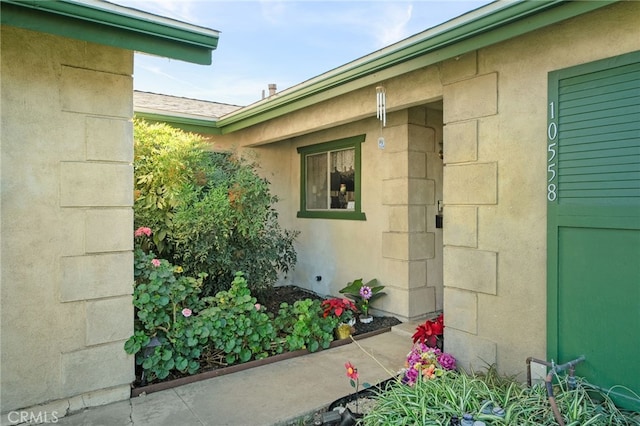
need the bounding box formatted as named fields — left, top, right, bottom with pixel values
left=443, top=162, right=497, bottom=205
left=443, top=206, right=477, bottom=248
left=408, top=124, right=435, bottom=152
left=382, top=178, right=434, bottom=205
left=60, top=162, right=133, bottom=207
left=379, top=124, right=409, bottom=153
left=86, top=297, right=133, bottom=346
left=440, top=51, right=477, bottom=84
left=382, top=232, right=434, bottom=261
left=444, top=247, right=497, bottom=295
left=60, top=253, right=133, bottom=302
left=444, top=120, right=478, bottom=164
left=444, top=328, right=496, bottom=372
left=443, top=287, right=477, bottom=334
left=385, top=151, right=427, bottom=179
left=443, top=73, right=497, bottom=123
left=388, top=205, right=426, bottom=233
left=408, top=285, right=436, bottom=319
left=61, top=342, right=133, bottom=396
left=381, top=259, right=427, bottom=290
left=86, top=117, right=133, bottom=162
left=60, top=65, right=132, bottom=118
left=85, top=209, right=133, bottom=253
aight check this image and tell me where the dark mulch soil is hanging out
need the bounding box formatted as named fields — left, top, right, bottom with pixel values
left=256, top=285, right=402, bottom=336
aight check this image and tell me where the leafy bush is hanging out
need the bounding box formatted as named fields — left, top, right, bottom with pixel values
left=133, top=119, right=208, bottom=255
left=198, top=272, right=278, bottom=364
left=126, top=229, right=331, bottom=383
left=274, top=299, right=339, bottom=353
left=133, top=119, right=299, bottom=295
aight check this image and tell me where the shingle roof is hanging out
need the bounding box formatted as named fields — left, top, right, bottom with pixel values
left=133, top=91, right=242, bottom=120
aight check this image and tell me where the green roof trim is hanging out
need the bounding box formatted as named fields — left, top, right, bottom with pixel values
left=0, top=0, right=219, bottom=65
left=134, top=112, right=222, bottom=135
left=215, top=0, right=616, bottom=133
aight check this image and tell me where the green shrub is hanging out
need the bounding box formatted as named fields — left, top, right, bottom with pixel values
left=274, top=299, right=339, bottom=353
left=198, top=272, right=278, bottom=364
left=133, top=119, right=299, bottom=295
left=133, top=119, right=208, bottom=255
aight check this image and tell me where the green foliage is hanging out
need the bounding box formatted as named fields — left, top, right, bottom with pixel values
left=133, top=118, right=299, bottom=295
left=171, top=151, right=299, bottom=295
left=125, top=238, right=330, bottom=382
left=363, top=369, right=640, bottom=425
left=133, top=119, right=208, bottom=255
left=198, top=273, right=277, bottom=364
left=125, top=247, right=207, bottom=381
left=339, top=278, right=385, bottom=315
left=273, top=299, right=339, bottom=353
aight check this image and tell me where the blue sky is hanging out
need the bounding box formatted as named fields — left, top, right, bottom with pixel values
left=116, top=1, right=492, bottom=106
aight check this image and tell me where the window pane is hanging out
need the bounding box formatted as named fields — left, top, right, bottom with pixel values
left=306, top=153, right=328, bottom=209
left=330, top=149, right=355, bottom=209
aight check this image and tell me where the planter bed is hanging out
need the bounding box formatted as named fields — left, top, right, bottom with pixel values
left=131, top=326, right=393, bottom=397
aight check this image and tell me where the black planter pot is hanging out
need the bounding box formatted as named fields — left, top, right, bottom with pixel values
left=320, top=376, right=399, bottom=425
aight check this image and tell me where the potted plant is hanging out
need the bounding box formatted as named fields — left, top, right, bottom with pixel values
left=322, top=298, right=357, bottom=339
left=339, top=278, right=385, bottom=324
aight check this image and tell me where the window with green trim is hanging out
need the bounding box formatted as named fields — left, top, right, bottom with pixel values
left=297, top=135, right=366, bottom=220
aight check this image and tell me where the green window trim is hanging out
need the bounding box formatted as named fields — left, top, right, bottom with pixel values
left=297, top=135, right=366, bottom=220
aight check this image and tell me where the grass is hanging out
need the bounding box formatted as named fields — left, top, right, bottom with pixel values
left=362, top=366, right=640, bottom=426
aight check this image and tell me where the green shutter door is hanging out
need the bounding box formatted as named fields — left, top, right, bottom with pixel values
left=547, top=51, right=640, bottom=411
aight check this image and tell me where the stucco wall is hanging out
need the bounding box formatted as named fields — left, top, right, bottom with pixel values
left=1, top=26, right=134, bottom=415
left=209, top=1, right=638, bottom=378
left=441, top=1, right=640, bottom=376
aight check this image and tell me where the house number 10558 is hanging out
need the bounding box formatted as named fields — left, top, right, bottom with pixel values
left=547, top=102, right=558, bottom=201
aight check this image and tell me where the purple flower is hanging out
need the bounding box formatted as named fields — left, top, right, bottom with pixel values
left=359, top=286, right=373, bottom=300
left=438, top=352, right=457, bottom=370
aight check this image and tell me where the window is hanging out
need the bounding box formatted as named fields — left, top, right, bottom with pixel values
left=297, top=135, right=366, bottom=220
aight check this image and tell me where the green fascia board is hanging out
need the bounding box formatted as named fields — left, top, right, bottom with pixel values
left=1, top=0, right=219, bottom=65
left=134, top=112, right=222, bottom=135
left=216, top=0, right=616, bottom=133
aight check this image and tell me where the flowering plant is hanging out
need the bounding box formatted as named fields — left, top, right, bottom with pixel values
left=339, top=278, right=385, bottom=317
left=345, top=361, right=371, bottom=413
left=402, top=343, right=456, bottom=386
left=321, top=298, right=357, bottom=322
left=412, top=313, right=444, bottom=350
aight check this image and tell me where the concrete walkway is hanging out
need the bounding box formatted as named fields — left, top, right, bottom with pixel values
left=54, top=324, right=416, bottom=426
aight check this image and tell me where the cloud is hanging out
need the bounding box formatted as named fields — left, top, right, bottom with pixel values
left=115, top=0, right=199, bottom=24
left=374, top=3, right=414, bottom=47
left=259, top=0, right=288, bottom=25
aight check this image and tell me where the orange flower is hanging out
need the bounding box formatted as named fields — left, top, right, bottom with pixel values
left=345, top=362, right=358, bottom=380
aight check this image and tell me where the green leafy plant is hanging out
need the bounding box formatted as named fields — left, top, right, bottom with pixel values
left=133, top=119, right=208, bottom=255
left=363, top=367, right=640, bottom=425
left=274, top=299, right=339, bottom=353
left=133, top=119, right=299, bottom=296
left=125, top=231, right=208, bottom=381
left=339, top=278, right=385, bottom=317
left=198, top=272, right=277, bottom=364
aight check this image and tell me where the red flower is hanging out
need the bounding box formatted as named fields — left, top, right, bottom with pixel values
left=412, top=314, right=445, bottom=347
left=345, top=362, right=358, bottom=380
left=322, top=298, right=357, bottom=319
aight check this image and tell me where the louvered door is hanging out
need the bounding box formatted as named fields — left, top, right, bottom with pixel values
left=547, top=51, right=640, bottom=411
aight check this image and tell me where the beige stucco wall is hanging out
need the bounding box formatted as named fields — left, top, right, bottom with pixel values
left=1, top=26, right=134, bottom=415
left=210, top=1, right=639, bottom=379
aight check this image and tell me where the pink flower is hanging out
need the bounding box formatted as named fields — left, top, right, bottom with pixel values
left=181, top=308, right=192, bottom=318
left=151, top=259, right=161, bottom=267
left=254, top=303, right=261, bottom=311
left=134, top=227, right=152, bottom=237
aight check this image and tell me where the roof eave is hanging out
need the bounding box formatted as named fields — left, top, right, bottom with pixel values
left=215, top=0, right=617, bottom=133
left=0, top=0, right=219, bottom=65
